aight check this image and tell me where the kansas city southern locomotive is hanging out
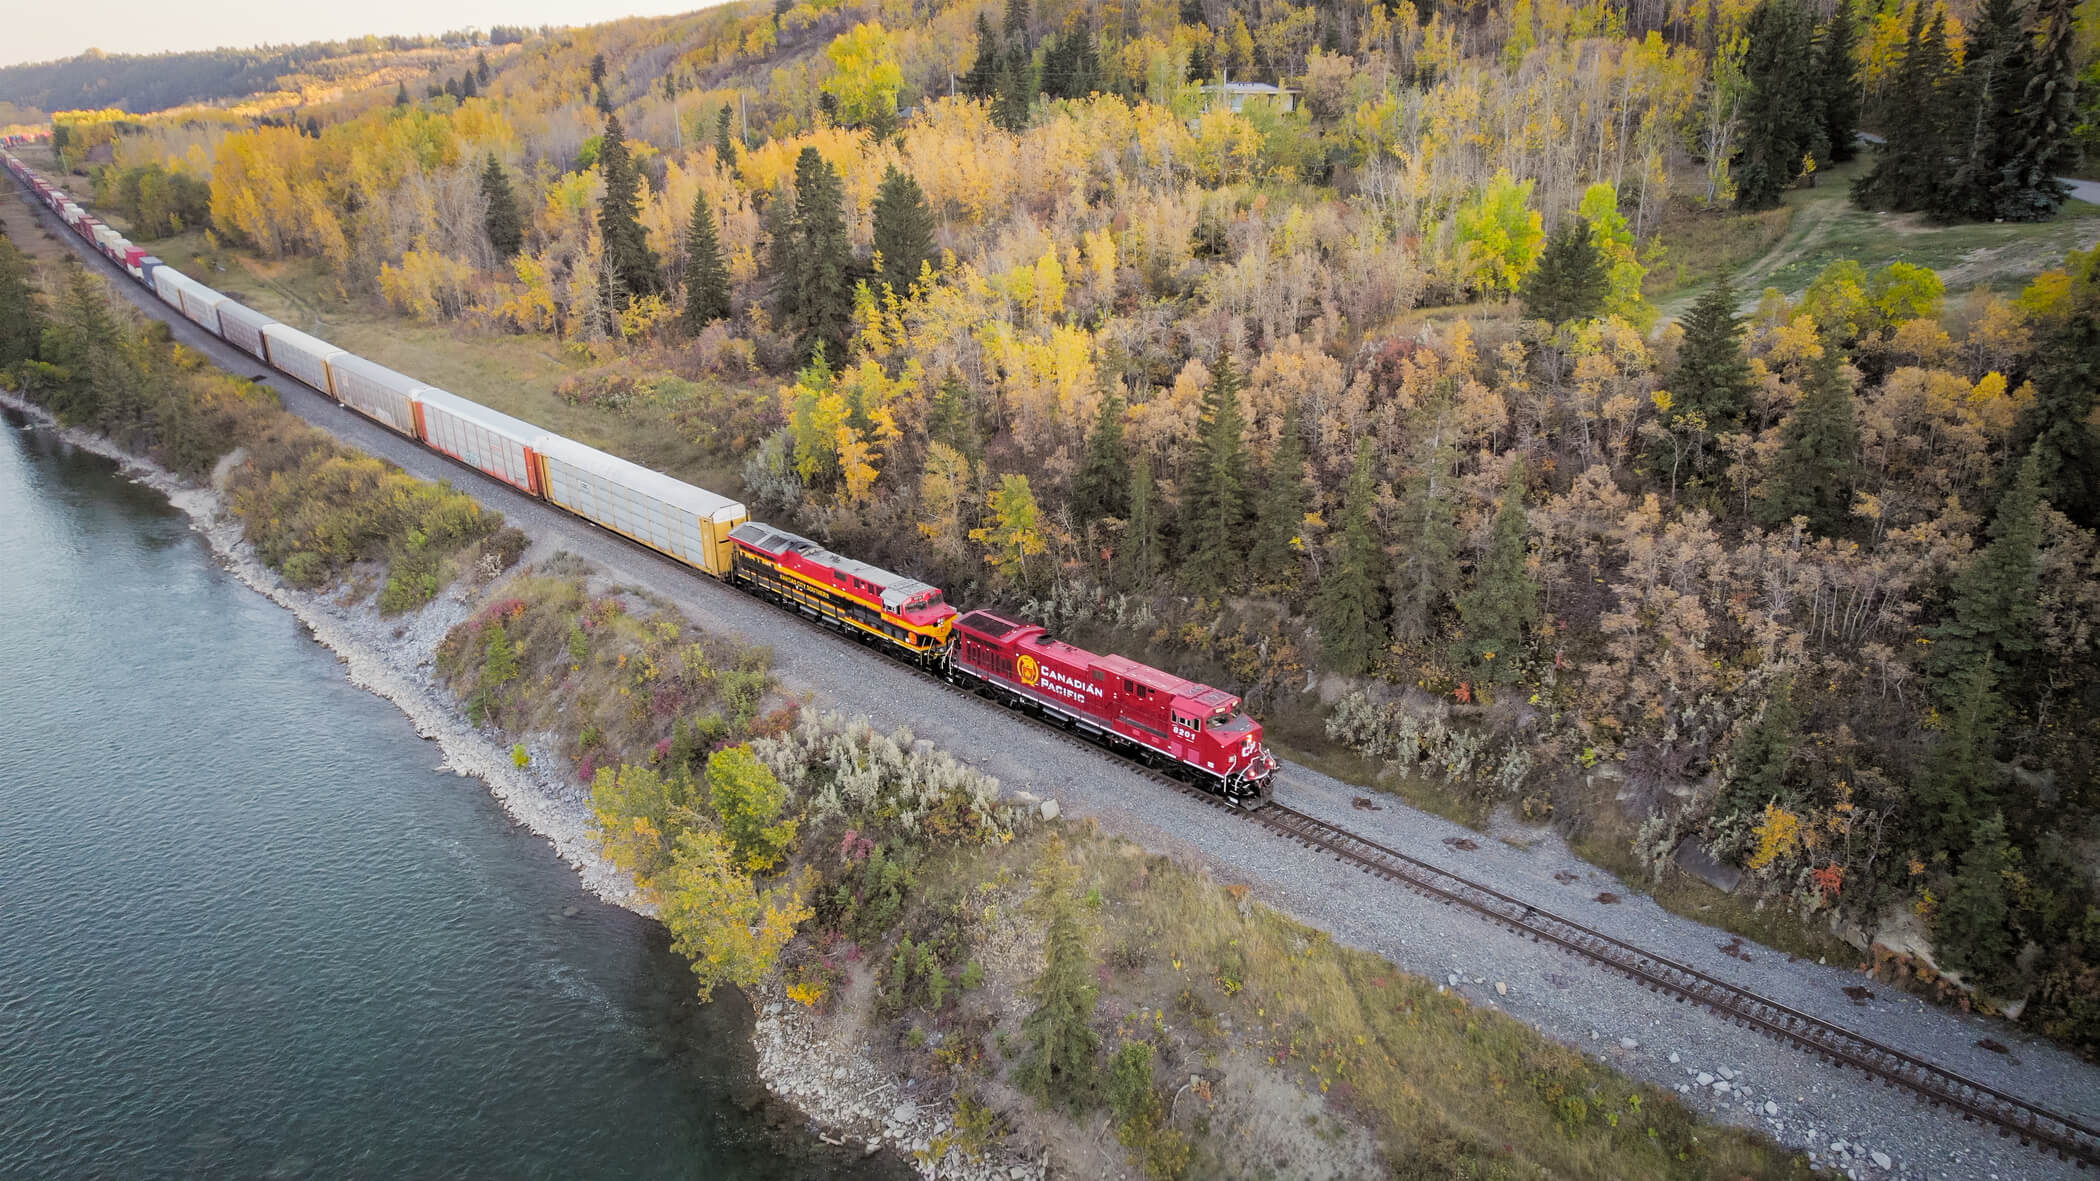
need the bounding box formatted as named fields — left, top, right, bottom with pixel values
left=1, top=146, right=1279, bottom=805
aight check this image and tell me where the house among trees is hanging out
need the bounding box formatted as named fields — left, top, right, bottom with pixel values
left=1203, top=80, right=1294, bottom=114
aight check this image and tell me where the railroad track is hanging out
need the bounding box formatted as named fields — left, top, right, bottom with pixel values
left=789, top=607, right=2100, bottom=1166
left=1253, top=802, right=2100, bottom=1169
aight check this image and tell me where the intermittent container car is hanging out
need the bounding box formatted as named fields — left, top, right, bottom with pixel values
left=323, top=353, right=423, bottom=436
left=532, top=435, right=748, bottom=576
left=176, top=281, right=227, bottom=336
left=215, top=301, right=275, bottom=362
left=258, top=323, right=344, bottom=397
left=410, top=387, right=544, bottom=496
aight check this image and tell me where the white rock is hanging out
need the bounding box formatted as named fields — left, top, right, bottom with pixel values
left=1668, top=1052, right=1680, bottom=1064
left=892, top=1103, right=917, bottom=1123
left=1448, top=973, right=1462, bottom=987
left=1695, top=1073, right=1716, bottom=1086
left=1713, top=1081, right=1731, bottom=1093
left=1830, top=1141, right=1849, bottom=1153
left=1588, top=1029, right=1600, bottom=1040
left=1871, top=1151, right=1892, bottom=1170
left=1718, top=1067, right=1736, bottom=1081
left=1495, top=981, right=1508, bottom=996
left=1039, top=799, right=1060, bottom=821
left=1677, top=1084, right=1690, bottom=1094
left=1764, top=1101, right=1779, bottom=1116
left=1618, top=1037, right=1639, bottom=1050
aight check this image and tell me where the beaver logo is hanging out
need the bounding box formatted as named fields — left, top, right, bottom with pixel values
left=1017, top=653, right=1040, bottom=686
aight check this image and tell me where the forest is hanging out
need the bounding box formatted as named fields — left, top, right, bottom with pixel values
left=15, top=0, right=2100, bottom=1056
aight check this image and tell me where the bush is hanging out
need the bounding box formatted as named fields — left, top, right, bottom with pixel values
left=281, top=550, right=327, bottom=587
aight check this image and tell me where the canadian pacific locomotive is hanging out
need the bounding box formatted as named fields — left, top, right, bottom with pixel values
left=1, top=146, right=1278, bottom=805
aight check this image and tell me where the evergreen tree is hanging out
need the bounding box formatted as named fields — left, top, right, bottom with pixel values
left=1013, top=839, right=1098, bottom=1114
left=590, top=52, right=607, bottom=88
left=714, top=105, right=738, bottom=168
left=1184, top=350, right=1249, bottom=588
left=1452, top=460, right=1538, bottom=683
left=1914, top=655, right=2006, bottom=847
left=1672, top=279, right=1754, bottom=432
left=1817, top=4, right=1861, bottom=163
left=1390, top=432, right=1461, bottom=641
left=1714, top=675, right=1801, bottom=825
left=1314, top=439, right=1388, bottom=673
left=394, top=81, right=410, bottom=107
left=1853, top=7, right=1955, bottom=212
left=786, top=147, right=854, bottom=362
left=479, top=153, right=523, bottom=260
left=1004, top=0, right=1031, bottom=44
left=1518, top=216, right=1608, bottom=323
left=1929, top=453, right=2043, bottom=689
left=596, top=114, right=662, bottom=305
left=1733, top=0, right=1819, bottom=210
left=1121, top=453, right=1162, bottom=586
left=962, top=13, right=1002, bottom=99
left=1188, top=41, right=1213, bottom=84
left=1071, top=390, right=1128, bottom=524
left=682, top=189, right=731, bottom=330
left=443, top=76, right=461, bottom=99
left=929, top=370, right=982, bottom=465
left=2004, top=0, right=2080, bottom=220
left=1935, top=811, right=2016, bottom=985
left=0, top=235, right=44, bottom=372
left=993, top=55, right=1035, bottom=132
left=476, top=51, right=491, bottom=86
left=1250, top=400, right=1310, bottom=588
left=460, top=71, right=478, bottom=100
left=595, top=84, right=614, bottom=116
left=2003, top=265, right=2100, bottom=526
left=1945, top=0, right=2035, bottom=221
left=1755, top=343, right=1859, bottom=534
left=870, top=165, right=935, bottom=297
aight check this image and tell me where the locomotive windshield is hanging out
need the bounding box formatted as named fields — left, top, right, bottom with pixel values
left=1209, top=713, right=1255, bottom=733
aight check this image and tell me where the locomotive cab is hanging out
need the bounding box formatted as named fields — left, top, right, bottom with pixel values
left=1172, top=691, right=1279, bottom=802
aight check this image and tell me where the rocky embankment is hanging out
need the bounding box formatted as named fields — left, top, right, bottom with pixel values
left=3, top=391, right=1027, bottom=1180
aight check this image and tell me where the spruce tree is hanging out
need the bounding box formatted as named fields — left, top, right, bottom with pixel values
left=1914, top=655, right=2006, bottom=847
left=1184, top=350, right=1249, bottom=588
left=590, top=52, right=607, bottom=88
left=930, top=370, right=982, bottom=466
left=2003, top=263, right=2100, bottom=526
left=1817, top=4, right=1860, bottom=163
left=1929, top=453, right=2043, bottom=690
left=1755, top=343, right=1859, bottom=534
left=1121, top=453, right=1162, bottom=586
left=714, top=106, right=738, bottom=168
left=1853, top=7, right=1954, bottom=212
left=1518, top=216, right=1608, bottom=323
left=1071, top=390, right=1128, bottom=524
left=962, top=13, right=1002, bottom=99
left=1250, top=400, right=1310, bottom=588
left=460, top=72, right=478, bottom=100
left=1314, top=439, right=1388, bottom=674
left=1672, top=279, right=1754, bottom=432
left=993, top=56, right=1034, bottom=132
left=787, top=148, right=854, bottom=362
left=1714, top=675, right=1801, bottom=825
left=1934, top=811, right=2016, bottom=985
left=596, top=114, right=662, bottom=305
left=1390, top=433, right=1460, bottom=641
left=1732, top=0, right=1818, bottom=210
left=1014, top=839, right=1099, bottom=1114
left=395, top=81, right=410, bottom=107
left=595, top=84, right=614, bottom=116
left=1945, top=0, right=2035, bottom=221
left=1452, top=460, right=1538, bottom=683
left=480, top=153, right=523, bottom=260
left=476, top=51, right=492, bottom=86
left=2003, top=0, right=2079, bottom=220
left=870, top=165, right=935, bottom=297
left=681, top=189, right=731, bottom=330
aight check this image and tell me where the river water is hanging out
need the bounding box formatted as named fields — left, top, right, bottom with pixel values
left=0, top=409, right=898, bottom=1179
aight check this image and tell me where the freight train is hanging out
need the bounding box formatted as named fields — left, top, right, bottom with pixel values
left=0, top=147, right=1280, bottom=804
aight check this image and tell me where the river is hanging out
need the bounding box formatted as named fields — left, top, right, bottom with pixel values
left=0, top=407, right=898, bottom=1179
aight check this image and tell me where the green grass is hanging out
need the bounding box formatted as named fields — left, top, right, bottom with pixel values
left=1663, top=158, right=2091, bottom=319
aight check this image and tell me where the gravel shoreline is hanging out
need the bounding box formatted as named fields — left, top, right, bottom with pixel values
left=3, top=392, right=1030, bottom=1180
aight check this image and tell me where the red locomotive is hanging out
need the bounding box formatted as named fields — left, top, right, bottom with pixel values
left=949, top=610, right=1278, bottom=804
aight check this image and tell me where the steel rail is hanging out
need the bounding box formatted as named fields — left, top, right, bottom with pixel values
left=1252, top=802, right=2100, bottom=1168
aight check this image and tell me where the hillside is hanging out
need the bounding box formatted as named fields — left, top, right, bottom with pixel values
left=14, top=0, right=2100, bottom=1088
